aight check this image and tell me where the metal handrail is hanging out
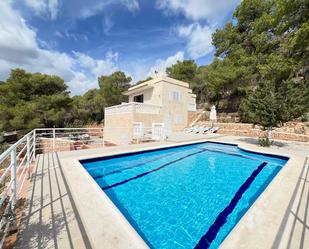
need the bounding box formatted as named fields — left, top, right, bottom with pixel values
left=0, top=126, right=165, bottom=246
left=0, top=129, right=40, bottom=246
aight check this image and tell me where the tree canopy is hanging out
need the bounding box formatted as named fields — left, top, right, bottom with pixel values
left=165, top=0, right=309, bottom=117
left=166, top=60, right=198, bottom=83
left=0, top=0, right=308, bottom=134
left=98, top=71, right=131, bottom=106
left=0, top=69, right=132, bottom=131
left=0, top=69, right=72, bottom=131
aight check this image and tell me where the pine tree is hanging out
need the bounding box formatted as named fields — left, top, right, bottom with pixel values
left=240, top=79, right=309, bottom=144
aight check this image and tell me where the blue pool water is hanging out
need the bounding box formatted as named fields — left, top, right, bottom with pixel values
left=81, top=142, right=288, bottom=249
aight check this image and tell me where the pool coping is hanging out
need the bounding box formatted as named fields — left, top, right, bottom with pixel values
left=57, top=139, right=304, bottom=249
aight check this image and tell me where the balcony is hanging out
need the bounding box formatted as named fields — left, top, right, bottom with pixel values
left=104, top=102, right=161, bottom=116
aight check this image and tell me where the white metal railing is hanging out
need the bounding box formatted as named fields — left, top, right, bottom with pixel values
left=104, top=102, right=161, bottom=115
left=0, top=127, right=103, bottom=247
left=0, top=125, right=166, bottom=246
left=0, top=130, right=35, bottom=247
left=132, top=123, right=165, bottom=142
left=34, top=128, right=104, bottom=152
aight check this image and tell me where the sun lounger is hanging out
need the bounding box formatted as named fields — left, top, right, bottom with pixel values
left=184, top=125, right=198, bottom=133
left=207, top=127, right=219, bottom=133
left=200, top=126, right=211, bottom=133
left=193, top=125, right=204, bottom=133
left=195, top=125, right=209, bottom=134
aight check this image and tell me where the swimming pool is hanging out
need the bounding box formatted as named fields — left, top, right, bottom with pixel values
left=81, top=142, right=288, bottom=249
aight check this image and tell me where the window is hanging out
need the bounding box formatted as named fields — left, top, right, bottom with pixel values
left=133, top=94, right=144, bottom=103
left=169, top=91, right=181, bottom=101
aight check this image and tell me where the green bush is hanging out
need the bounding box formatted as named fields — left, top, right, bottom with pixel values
left=259, top=137, right=273, bottom=147
left=300, top=114, right=308, bottom=122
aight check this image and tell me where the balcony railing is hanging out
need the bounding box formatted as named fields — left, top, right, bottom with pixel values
left=104, top=102, right=161, bottom=116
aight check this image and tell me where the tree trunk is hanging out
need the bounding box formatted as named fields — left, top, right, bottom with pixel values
left=267, top=127, right=272, bottom=140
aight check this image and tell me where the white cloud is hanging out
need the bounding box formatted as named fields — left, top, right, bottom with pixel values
left=22, top=0, right=139, bottom=20
left=77, top=0, right=139, bottom=19
left=67, top=51, right=119, bottom=94
left=0, top=1, right=37, bottom=64
left=23, top=0, right=59, bottom=20
left=79, top=1, right=112, bottom=19
left=156, top=0, right=239, bottom=22
left=121, top=0, right=139, bottom=12
left=64, top=51, right=119, bottom=95
left=0, top=0, right=73, bottom=78
left=178, top=23, right=214, bottom=59
left=54, top=30, right=89, bottom=42
left=0, top=1, right=119, bottom=95
left=66, top=72, right=96, bottom=95
left=156, top=0, right=239, bottom=59
left=103, top=15, right=114, bottom=34
left=122, top=51, right=185, bottom=84
left=147, top=51, right=184, bottom=77
left=0, top=1, right=189, bottom=95
left=73, top=52, right=97, bottom=69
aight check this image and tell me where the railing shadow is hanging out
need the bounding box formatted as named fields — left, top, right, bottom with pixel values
left=15, top=153, right=92, bottom=249
left=272, top=157, right=309, bottom=249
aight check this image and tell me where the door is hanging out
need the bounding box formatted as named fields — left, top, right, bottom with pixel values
left=152, top=123, right=165, bottom=141
left=164, top=113, right=172, bottom=136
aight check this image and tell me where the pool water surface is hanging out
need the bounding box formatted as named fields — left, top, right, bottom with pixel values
left=81, top=142, right=288, bottom=249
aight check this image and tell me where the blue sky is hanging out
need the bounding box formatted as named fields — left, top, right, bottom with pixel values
left=0, top=0, right=240, bottom=95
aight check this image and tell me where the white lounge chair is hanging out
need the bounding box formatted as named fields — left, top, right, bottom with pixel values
left=195, top=125, right=209, bottom=134
left=207, top=127, right=219, bottom=133
left=200, top=126, right=211, bottom=134
left=184, top=125, right=198, bottom=133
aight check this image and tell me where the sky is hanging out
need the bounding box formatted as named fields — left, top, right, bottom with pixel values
left=0, top=0, right=240, bottom=95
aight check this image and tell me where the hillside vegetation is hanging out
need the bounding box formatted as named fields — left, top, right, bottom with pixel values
left=0, top=0, right=308, bottom=134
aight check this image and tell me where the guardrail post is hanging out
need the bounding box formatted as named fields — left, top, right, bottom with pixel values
left=53, top=129, right=56, bottom=151
left=33, top=130, right=36, bottom=160
left=102, top=128, right=105, bottom=147
left=27, top=135, right=30, bottom=178
left=10, top=148, right=17, bottom=209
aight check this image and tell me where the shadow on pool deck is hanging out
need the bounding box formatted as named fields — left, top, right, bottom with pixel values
left=272, top=157, right=309, bottom=249
left=238, top=137, right=288, bottom=148
left=15, top=152, right=92, bottom=249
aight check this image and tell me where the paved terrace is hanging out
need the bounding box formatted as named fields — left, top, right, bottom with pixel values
left=15, top=152, right=91, bottom=249
left=15, top=134, right=309, bottom=249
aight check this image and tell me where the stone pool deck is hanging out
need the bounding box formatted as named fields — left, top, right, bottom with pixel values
left=15, top=152, right=91, bottom=249
left=15, top=134, right=309, bottom=249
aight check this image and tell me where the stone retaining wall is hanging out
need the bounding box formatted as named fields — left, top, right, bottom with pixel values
left=199, top=122, right=309, bottom=142
left=38, top=138, right=73, bottom=153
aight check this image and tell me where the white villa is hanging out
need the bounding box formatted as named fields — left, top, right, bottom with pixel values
left=104, top=76, right=196, bottom=144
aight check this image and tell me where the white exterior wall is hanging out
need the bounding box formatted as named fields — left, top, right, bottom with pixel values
left=127, top=79, right=196, bottom=132
left=160, top=80, right=191, bottom=132
left=104, top=77, right=196, bottom=144
left=128, top=84, right=163, bottom=106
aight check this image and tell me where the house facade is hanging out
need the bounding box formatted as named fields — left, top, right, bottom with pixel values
left=104, top=76, right=196, bottom=144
